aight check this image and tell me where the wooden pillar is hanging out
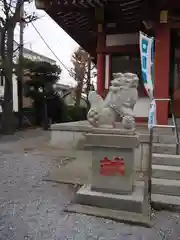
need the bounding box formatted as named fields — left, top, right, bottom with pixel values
left=104, top=54, right=111, bottom=96
left=97, top=54, right=105, bottom=96
left=154, top=24, right=170, bottom=125
left=96, top=23, right=105, bottom=97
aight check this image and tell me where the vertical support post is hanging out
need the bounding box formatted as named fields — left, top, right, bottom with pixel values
left=96, top=9, right=105, bottom=97
left=43, top=94, right=49, bottom=130
left=87, top=54, right=91, bottom=99
left=18, top=4, right=25, bottom=128
left=148, top=127, right=153, bottom=203
left=108, top=53, right=111, bottom=87
left=148, top=126, right=153, bottom=220
left=104, top=54, right=112, bottom=97
left=97, top=53, right=105, bottom=97
left=104, top=54, right=110, bottom=96
left=154, top=24, right=170, bottom=125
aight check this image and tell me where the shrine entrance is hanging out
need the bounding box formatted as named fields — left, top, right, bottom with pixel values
left=111, top=53, right=147, bottom=98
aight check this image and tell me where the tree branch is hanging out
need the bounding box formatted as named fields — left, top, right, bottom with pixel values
left=13, top=45, right=20, bottom=53
left=23, top=11, right=38, bottom=24
left=0, top=18, right=5, bottom=29
left=3, top=0, right=10, bottom=18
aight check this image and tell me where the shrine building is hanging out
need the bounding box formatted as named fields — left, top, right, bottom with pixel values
left=36, top=0, right=180, bottom=125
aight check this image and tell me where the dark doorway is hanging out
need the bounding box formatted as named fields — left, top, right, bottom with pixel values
left=170, top=29, right=180, bottom=118
left=111, top=53, right=148, bottom=97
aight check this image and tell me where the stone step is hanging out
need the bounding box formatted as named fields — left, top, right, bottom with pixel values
left=152, top=153, right=180, bottom=166
left=76, top=182, right=145, bottom=214
left=152, top=143, right=178, bottom=155
left=152, top=194, right=180, bottom=209
left=158, top=135, right=176, bottom=144
left=139, top=133, right=177, bottom=144
left=153, top=128, right=174, bottom=135
left=152, top=178, right=180, bottom=196
left=152, top=165, right=180, bottom=180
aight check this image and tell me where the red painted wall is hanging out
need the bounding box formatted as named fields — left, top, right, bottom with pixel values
left=154, top=24, right=170, bottom=125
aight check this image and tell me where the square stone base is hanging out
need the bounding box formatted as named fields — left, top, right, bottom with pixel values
left=91, top=147, right=135, bottom=194
left=76, top=181, right=146, bottom=214
left=85, top=133, right=139, bottom=195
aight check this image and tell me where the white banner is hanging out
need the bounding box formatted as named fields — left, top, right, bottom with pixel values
left=139, top=31, right=154, bottom=99
left=148, top=99, right=157, bottom=129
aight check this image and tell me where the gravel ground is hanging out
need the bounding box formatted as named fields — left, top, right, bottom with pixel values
left=0, top=129, right=179, bottom=240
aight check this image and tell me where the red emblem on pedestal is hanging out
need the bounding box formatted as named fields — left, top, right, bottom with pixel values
left=100, top=156, right=125, bottom=176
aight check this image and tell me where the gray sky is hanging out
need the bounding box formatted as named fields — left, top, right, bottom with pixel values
left=15, top=2, right=79, bottom=86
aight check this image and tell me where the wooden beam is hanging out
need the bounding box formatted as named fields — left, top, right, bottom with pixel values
left=169, top=21, right=180, bottom=29
left=95, top=7, right=104, bottom=23
left=38, top=0, right=106, bottom=9
left=44, top=5, right=94, bottom=13
left=155, top=0, right=180, bottom=9
left=47, top=10, right=96, bottom=56
left=167, top=0, right=180, bottom=8
left=106, top=27, right=140, bottom=35
left=97, top=45, right=139, bottom=54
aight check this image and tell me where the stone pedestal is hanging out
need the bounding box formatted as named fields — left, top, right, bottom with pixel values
left=76, top=128, right=148, bottom=215
left=87, top=133, right=139, bottom=194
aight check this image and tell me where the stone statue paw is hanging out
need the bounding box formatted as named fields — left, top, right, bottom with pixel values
left=99, top=107, right=116, bottom=127
left=87, top=108, right=100, bottom=127
left=122, top=115, right=135, bottom=129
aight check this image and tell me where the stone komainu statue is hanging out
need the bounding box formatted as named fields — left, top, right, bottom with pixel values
left=87, top=72, right=139, bottom=129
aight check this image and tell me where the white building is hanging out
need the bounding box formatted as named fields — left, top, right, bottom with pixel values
left=21, top=47, right=56, bottom=65
left=0, top=38, right=57, bottom=112
left=55, top=83, right=72, bottom=98
left=19, top=47, right=57, bottom=109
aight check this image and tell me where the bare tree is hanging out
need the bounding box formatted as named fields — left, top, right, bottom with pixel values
left=70, top=47, right=96, bottom=107
left=0, top=0, right=36, bottom=133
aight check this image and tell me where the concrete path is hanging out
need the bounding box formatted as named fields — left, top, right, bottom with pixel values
left=0, top=129, right=179, bottom=239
